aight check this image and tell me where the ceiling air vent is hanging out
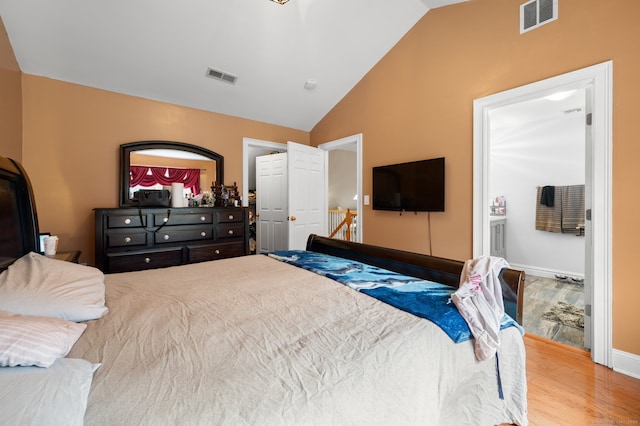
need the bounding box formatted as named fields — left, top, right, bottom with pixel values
left=206, top=67, right=237, bottom=85
left=520, top=0, right=558, bottom=34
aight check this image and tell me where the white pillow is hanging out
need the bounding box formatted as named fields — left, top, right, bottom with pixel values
left=0, top=252, right=108, bottom=322
left=0, top=358, right=99, bottom=426
left=0, top=310, right=87, bottom=367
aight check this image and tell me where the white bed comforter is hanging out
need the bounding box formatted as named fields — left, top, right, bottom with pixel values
left=69, top=254, right=528, bottom=426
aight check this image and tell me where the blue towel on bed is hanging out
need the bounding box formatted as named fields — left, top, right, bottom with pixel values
left=267, top=250, right=522, bottom=343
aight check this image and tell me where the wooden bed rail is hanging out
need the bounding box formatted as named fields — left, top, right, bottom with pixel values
left=306, top=234, right=524, bottom=325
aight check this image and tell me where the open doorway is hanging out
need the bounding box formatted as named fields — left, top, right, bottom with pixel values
left=319, top=134, right=363, bottom=243
left=242, top=138, right=287, bottom=254
left=242, top=134, right=363, bottom=250
left=488, top=88, right=586, bottom=350
left=473, top=61, right=613, bottom=367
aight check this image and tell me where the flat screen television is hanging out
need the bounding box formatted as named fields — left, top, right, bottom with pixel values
left=372, top=157, right=445, bottom=212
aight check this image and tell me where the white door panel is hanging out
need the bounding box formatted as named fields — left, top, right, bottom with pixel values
left=287, top=142, right=327, bottom=250
left=256, top=153, right=288, bottom=253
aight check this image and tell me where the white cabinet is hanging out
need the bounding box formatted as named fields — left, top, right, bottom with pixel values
left=490, top=217, right=506, bottom=258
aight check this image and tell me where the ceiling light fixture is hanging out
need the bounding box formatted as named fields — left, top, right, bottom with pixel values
left=270, top=0, right=290, bottom=4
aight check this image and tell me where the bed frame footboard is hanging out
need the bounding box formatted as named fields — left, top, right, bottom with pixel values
left=305, top=234, right=524, bottom=325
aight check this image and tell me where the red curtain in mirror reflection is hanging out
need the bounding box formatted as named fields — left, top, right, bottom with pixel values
left=130, top=166, right=201, bottom=194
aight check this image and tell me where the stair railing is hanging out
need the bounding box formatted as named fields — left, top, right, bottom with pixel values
left=328, top=208, right=357, bottom=241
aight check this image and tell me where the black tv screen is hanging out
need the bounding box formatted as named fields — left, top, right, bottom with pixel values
left=372, top=157, right=445, bottom=212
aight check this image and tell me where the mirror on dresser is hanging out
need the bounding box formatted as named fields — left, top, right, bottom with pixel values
left=119, top=141, right=224, bottom=207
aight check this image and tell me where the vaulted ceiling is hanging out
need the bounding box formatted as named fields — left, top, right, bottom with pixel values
left=0, top=0, right=467, bottom=131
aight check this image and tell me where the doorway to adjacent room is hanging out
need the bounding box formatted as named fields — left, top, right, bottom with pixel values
left=473, top=61, right=613, bottom=367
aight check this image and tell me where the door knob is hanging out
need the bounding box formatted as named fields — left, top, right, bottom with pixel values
left=256, top=213, right=261, bottom=217
left=290, top=216, right=297, bottom=221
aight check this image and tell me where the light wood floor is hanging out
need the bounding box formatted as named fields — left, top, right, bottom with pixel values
left=524, top=334, right=640, bottom=425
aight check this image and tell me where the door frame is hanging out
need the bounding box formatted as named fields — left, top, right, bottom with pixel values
left=472, top=61, right=613, bottom=367
left=318, top=134, right=363, bottom=243
left=243, top=135, right=363, bottom=243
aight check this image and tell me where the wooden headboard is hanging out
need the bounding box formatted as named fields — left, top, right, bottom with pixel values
left=0, top=156, right=40, bottom=272
left=306, top=234, right=524, bottom=325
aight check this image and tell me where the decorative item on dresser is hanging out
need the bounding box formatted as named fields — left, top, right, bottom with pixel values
left=94, top=207, right=249, bottom=273
left=212, top=181, right=239, bottom=207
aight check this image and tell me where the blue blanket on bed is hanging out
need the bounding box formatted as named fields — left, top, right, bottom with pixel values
left=268, top=250, right=522, bottom=343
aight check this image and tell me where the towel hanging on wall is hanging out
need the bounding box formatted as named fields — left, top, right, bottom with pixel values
left=560, top=185, right=585, bottom=234
left=535, top=185, right=584, bottom=235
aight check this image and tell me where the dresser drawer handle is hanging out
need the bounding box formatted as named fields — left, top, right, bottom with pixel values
left=200, top=232, right=206, bottom=237
left=124, top=218, right=131, bottom=225
left=163, top=234, right=170, bottom=240
left=215, top=249, right=220, bottom=255
left=144, top=257, right=151, bottom=264
left=124, top=237, right=132, bottom=243
left=200, top=216, right=206, bottom=221
left=228, top=229, right=234, bottom=235
left=228, top=214, right=234, bottom=220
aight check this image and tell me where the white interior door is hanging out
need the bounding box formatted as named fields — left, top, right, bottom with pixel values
left=256, top=153, right=288, bottom=253
left=287, top=142, right=327, bottom=250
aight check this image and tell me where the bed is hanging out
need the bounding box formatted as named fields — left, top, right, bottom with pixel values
left=0, top=155, right=528, bottom=425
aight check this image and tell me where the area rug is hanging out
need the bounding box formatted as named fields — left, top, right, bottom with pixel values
left=541, top=301, right=584, bottom=329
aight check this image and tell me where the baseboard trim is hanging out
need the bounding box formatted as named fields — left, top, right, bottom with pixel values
left=612, top=349, right=640, bottom=379
left=508, top=262, right=584, bottom=280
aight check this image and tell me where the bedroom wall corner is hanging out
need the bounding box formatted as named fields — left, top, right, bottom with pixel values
left=0, top=16, right=22, bottom=162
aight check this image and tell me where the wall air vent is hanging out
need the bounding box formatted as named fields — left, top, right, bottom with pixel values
left=206, top=67, right=237, bottom=85
left=520, top=0, right=558, bottom=34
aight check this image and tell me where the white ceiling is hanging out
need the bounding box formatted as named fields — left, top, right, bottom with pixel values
left=0, top=0, right=467, bottom=132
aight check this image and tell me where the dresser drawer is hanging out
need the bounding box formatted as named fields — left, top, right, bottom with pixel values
left=215, top=209, right=243, bottom=224
left=154, top=211, right=213, bottom=226
left=215, top=223, right=244, bottom=240
left=95, top=207, right=248, bottom=273
left=106, top=231, right=148, bottom=248
left=106, top=213, right=145, bottom=229
left=155, top=227, right=213, bottom=244
left=106, top=248, right=183, bottom=273
left=187, top=242, right=245, bottom=263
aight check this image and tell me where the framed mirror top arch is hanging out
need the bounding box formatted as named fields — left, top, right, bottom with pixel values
left=120, top=140, right=224, bottom=207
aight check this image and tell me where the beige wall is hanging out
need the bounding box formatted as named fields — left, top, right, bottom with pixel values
left=311, top=0, right=640, bottom=355
left=21, top=76, right=309, bottom=266
left=0, top=17, right=22, bottom=162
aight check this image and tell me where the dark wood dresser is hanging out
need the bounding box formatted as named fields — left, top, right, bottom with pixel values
left=94, top=207, right=249, bottom=273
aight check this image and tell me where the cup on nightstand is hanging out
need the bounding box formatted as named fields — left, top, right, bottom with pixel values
left=44, top=236, right=59, bottom=255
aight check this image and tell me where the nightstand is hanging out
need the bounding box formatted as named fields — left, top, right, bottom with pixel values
left=47, top=250, right=81, bottom=263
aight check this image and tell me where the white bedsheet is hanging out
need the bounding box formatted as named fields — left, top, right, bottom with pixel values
left=69, top=254, right=527, bottom=425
